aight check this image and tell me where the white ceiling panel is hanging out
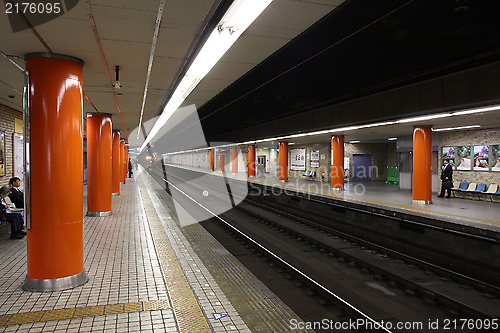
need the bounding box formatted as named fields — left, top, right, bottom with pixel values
left=90, top=0, right=161, bottom=12
left=92, top=6, right=157, bottom=43
left=154, top=27, right=198, bottom=59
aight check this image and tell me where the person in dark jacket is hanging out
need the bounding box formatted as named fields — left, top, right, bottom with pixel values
left=128, top=159, right=133, bottom=178
left=8, top=177, right=24, bottom=208
left=0, top=186, right=25, bottom=239
left=438, top=159, right=453, bottom=198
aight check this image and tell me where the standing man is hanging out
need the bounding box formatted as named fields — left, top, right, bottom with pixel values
left=8, top=177, right=24, bottom=208
left=438, top=159, right=453, bottom=198
left=128, top=158, right=133, bottom=178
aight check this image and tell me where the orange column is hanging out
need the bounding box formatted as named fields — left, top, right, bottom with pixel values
left=232, top=148, right=238, bottom=174
left=331, top=136, right=344, bottom=190
left=120, top=139, right=125, bottom=184
left=87, top=113, right=112, bottom=216
left=412, top=126, right=433, bottom=204
left=112, top=130, right=121, bottom=195
left=209, top=149, right=215, bottom=171
left=219, top=154, right=225, bottom=172
left=279, top=142, right=288, bottom=182
left=248, top=145, right=256, bottom=177
left=24, top=53, right=88, bottom=291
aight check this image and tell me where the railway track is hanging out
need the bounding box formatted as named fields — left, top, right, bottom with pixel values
left=147, top=164, right=500, bottom=332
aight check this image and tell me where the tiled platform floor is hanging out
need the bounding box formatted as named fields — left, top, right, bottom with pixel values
left=166, top=165, right=500, bottom=233
left=0, top=168, right=308, bottom=332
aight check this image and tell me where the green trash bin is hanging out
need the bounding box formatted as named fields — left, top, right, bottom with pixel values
left=386, top=166, right=398, bottom=184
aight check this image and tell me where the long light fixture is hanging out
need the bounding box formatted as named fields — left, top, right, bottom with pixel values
left=139, top=0, right=273, bottom=153
left=432, top=125, right=481, bottom=132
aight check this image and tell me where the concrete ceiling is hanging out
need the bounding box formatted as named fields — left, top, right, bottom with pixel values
left=1, top=0, right=500, bottom=150
left=0, top=0, right=344, bottom=141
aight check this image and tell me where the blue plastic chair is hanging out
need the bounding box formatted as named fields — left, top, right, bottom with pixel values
left=473, top=183, right=487, bottom=200
left=451, top=182, right=468, bottom=197
left=473, top=183, right=486, bottom=192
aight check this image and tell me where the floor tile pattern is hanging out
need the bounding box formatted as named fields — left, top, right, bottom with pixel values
left=0, top=178, right=176, bottom=332
left=140, top=169, right=312, bottom=332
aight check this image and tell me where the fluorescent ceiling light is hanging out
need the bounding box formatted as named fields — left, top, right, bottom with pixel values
left=395, top=113, right=452, bottom=123
left=432, top=125, right=481, bottom=132
left=452, top=104, right=500, bottom=116
left=349, top=141, right=360, bottom=143
left=388, top=137, right=397, bottom=141
left=140, top=0, right=273, bottom=153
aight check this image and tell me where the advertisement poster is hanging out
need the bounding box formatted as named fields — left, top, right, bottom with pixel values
left=473, top=145, right=489, bottom=171
left=13, top=133, right=24, bottom=184
left=441, top=146, right=455, bottom=166
left=310, top=150, right=320, bottom=168
left=291, top=148, right=306, bottom=171
left=456, top=146, right=471, bottom=171
left=0, top=132, right=5, bottom=177
left=492, top=145, right=500, bottom=171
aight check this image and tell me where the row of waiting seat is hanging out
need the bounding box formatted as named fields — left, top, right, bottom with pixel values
left=302, top=170, right=316, bottom=179
left=451, top=182, right=500, bottom=201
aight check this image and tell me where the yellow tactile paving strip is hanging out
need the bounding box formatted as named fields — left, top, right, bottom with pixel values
left=139, top=187, right=212, bottom=333
left=0, top=300, right=170, bottom=326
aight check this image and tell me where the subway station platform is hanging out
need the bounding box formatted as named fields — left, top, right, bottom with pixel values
left=167, top=164, right=500, bottom=234
left=0, top=170, right=311, bottom=333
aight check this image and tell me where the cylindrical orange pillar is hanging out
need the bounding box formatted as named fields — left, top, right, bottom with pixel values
left=412, top=126, right=433, bottom=204
left=120, top=139, right=125, bottom=184
left=87, top=113, right=113, bottom=216
left=232, top=148, right=238, bottom=174
left=279, top=142, right=288, bottom=182
left=248, top=145, right=256, bottom=177
left=209, top=149, right=215, bottom=171
left=331, top=136, right=344, bottom=190
left=112, top=130, right=121, bottom=195
left=219, top=154, right=225, bottom=172
left=24, top=53, right=88, bottom=291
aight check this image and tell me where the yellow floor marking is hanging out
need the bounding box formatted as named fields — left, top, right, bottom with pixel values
left=140, top=187, right=212, bottom=333
left=0, top=300, right=170, bottom=327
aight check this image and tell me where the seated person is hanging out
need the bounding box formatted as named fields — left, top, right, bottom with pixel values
left=0, top=186, right=25, bottom=239
left=8, top=177, right=24, bottom=208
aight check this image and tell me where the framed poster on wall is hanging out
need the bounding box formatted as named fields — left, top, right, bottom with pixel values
left=441, top=146, right=455, bottom=166
left=290, top=148, right=306, bottom=171
left=0, top=131, right=5, bottom=177
left=13, top=133, right=24, bottom=184
left=473, top=145, right=489, bottom=171
left=310, top=150, right=319, bottom=168
left=456, top=145, right=471, bottom=170
left=492, top=145, right=500, bottom=171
